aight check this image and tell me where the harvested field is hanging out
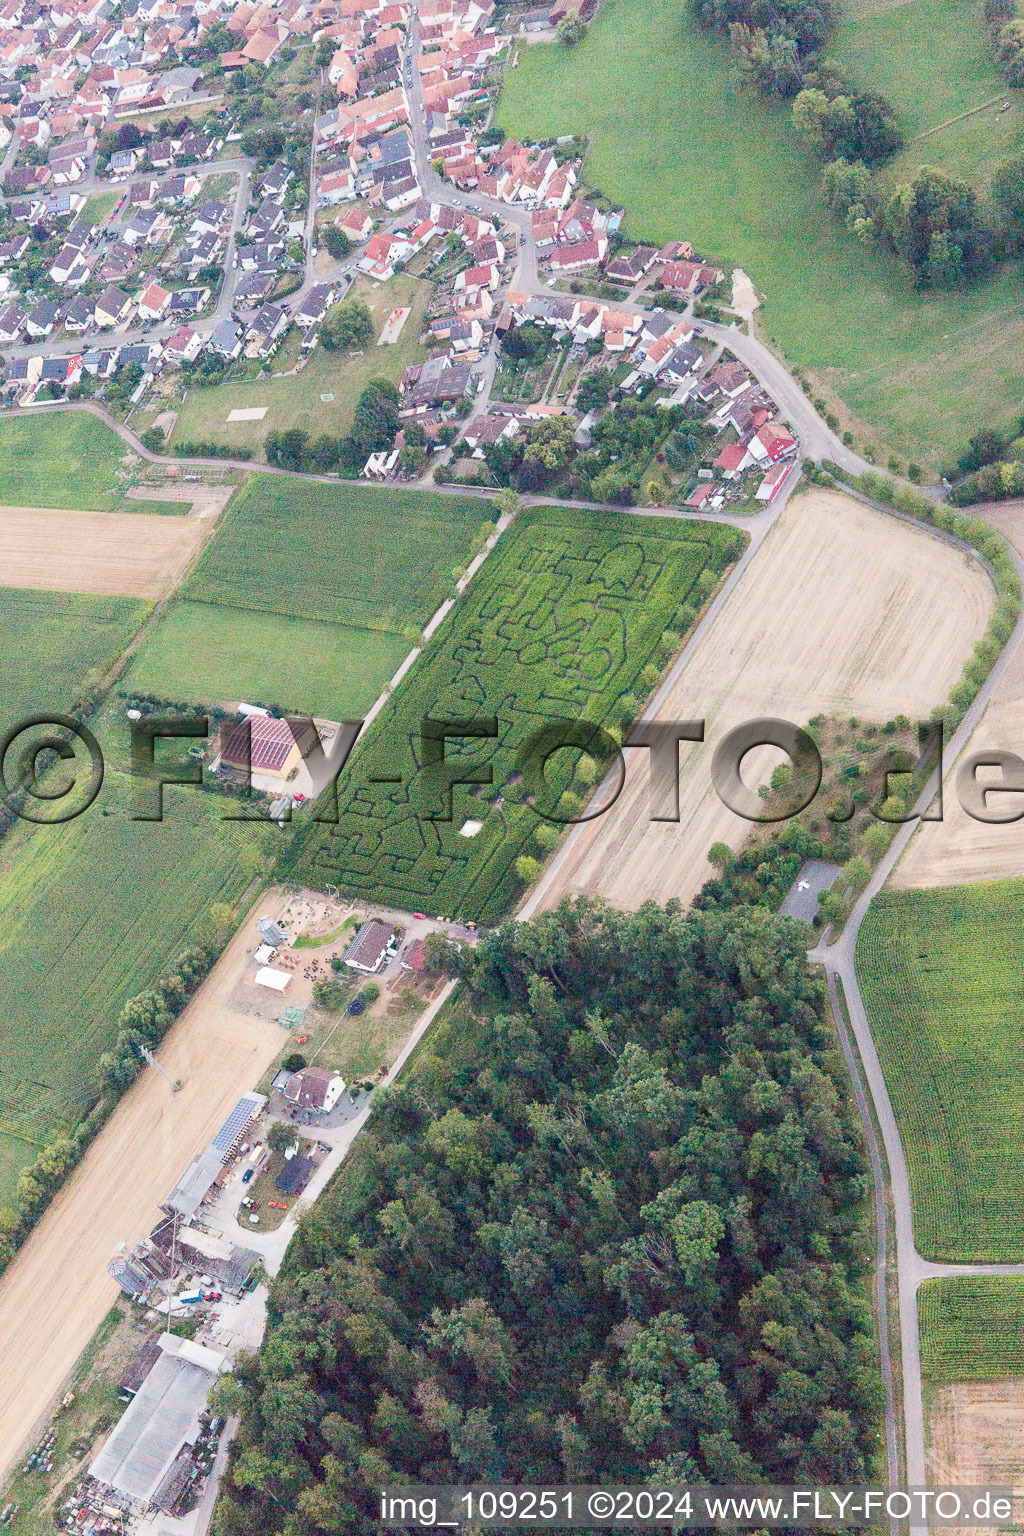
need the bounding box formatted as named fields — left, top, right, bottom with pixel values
left=893, top=499, right=1024, bottom=891
left=523, top=489, right=993, bottom=915
left=927, top=1382, right=1024, bottom=1534
left=0, top=504, right=208, bottom=598
left=0, top=907, right=288, bottom=1486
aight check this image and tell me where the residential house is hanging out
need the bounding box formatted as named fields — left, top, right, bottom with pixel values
left=294, top=282, right=337, bottom=329
left=206, top=319, right=243, bottom=360
left=94, top=283, right=133, bottom=327
left=136, top=281, right=171, bottom=321
left=163, top=323, right=202, bottom=363
left=25, top=297, right=60, bottom=337
left=244, top=303, right=289, bottom=358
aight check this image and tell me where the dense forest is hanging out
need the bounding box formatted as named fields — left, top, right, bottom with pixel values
left=214, top=899, right=881, bottom=1536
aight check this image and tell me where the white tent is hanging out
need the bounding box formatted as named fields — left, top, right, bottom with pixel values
left=254, top=966, right=291, bottom=993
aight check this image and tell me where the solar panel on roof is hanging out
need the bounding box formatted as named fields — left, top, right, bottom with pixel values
left=211, top=1092, right=265, bottom=1152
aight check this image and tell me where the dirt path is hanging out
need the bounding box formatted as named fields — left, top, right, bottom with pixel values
left=524, top=488, right=993, bottom=914
left=0, top=505, right=208, bottom=598
left=927, top=1381, right=1024, bottom=1533
left=0, top=908, right=288, bottom=1485
left=892, top=500, right=1024, bottom=890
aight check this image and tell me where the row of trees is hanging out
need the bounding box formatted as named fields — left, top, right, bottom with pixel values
left=690, top=0, right=836, bottom=94
left=483, top=394, right=705, bottom=502
left=950, top=412, right=1024, bottom=504
left=986, top=0, right=1024, bottom=86
left=216, top=897, right=880, bottom=1536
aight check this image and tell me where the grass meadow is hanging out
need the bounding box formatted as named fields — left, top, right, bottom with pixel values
left=120, top=599, right=409, bottom=718
left=857, top=880, right=1024, bottom=1261
left=169, top=274, right=433, bottom=458
left=114, top=478, right=488, bottom=716
left=181, top=475, right=488, bottom=632
left=497, top=0, right=1024, bottom=463
left=293, top=505, right=741, bottom=920
left=919, top=1277, right=1024, bottom=1382
left=0, top=773, right=255, bottom=1201
left=0, top=589, right=150, bottom=734
left=832, top=0, right=1024, bottom=189
left=0, top=414, right=179, bottom=512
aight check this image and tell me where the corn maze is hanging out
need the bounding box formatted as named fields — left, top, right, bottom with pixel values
left=292, top=506, right=742, bottom=921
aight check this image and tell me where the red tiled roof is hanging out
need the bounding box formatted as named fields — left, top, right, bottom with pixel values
left=221, top=715, right=296, bottom=771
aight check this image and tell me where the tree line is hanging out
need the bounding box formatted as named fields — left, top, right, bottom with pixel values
left=214, top=897, right=881, bottom=1536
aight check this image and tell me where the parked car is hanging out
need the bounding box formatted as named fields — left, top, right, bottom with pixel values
left=241, top=1167, right=254, bottom=1183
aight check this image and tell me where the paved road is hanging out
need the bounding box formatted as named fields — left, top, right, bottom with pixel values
left=807, top=501, right=1024, bottom=1530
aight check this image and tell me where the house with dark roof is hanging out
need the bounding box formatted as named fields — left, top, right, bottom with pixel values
left=275, top=1153, right=314, bottom=1194
left=283, top=1067, right=346, bottom=1114
left=344, top=919, right=399, bottom=974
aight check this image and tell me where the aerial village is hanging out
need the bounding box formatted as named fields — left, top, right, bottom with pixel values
left=0, top=0, right=797, bottom=508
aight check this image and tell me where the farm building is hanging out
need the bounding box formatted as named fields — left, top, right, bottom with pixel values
left=220, top=714, right=317, bottom=782
left=400, top=937, right=428, bottom=972
left=211, top=1091, right=266, bottom=1156
left=283, top=1066, right=346, bottom=1113
left=89, top=1333, right=225, bottom=1507
left=275, top=1153, right=314, bottom=1194
left=162, top=1092, right=267, bottom=1221
left=343, top=919, right=398, bottom=973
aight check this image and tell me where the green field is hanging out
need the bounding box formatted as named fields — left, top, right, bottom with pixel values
left=0, top=773, right=256, bottom=1198
left=291, top=505, right=740, bottom=920
left=120, top=599, right=408, bottom=717
left=498, top=0, right=1024, bottom=461
left=0, top=413, right=179, bottom=512
left=0, top=589, right=149, bottom=734
left=832, top=0, right=1024, bottom=189
left=919, top=1278, right=1024, bottom=1382
left=858, top=880, right=1024, bottom=1261
left=170, top=274, right=433, bottom=457
left=181, top=475, right=487, bottom=633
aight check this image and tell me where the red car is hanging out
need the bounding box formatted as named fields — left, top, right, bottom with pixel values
left=203, top=1292, right=223, bottom=1302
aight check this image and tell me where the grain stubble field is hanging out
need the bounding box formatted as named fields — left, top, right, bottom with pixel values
left=893, top=498, right=1024, bottom=890
left=0, top=504, right=209, bottom=598
left=927, top=1384, right=1024, bottom=1535
left=0, top=910, right=288, bottom=1486
left=527, top=489, right=993, bottom=914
